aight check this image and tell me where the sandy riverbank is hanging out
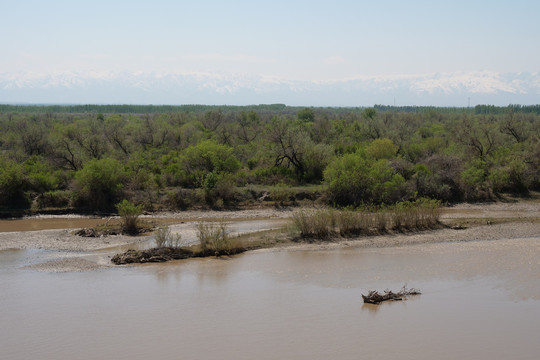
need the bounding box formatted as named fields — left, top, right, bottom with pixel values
left=272, top=222, right=540, bottom=252
left=1, top=201, right=539, bottom=272
left=0, top=208, right=293, bottom=252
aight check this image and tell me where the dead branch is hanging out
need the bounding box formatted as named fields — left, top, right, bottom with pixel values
left=362, top=285, right=421, bottom=304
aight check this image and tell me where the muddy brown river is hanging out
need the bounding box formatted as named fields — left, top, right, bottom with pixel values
left=2, top=234, right=540, bottom=360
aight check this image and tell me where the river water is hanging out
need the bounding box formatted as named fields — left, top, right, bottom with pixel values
left=2, top=237, right=540, bottom=360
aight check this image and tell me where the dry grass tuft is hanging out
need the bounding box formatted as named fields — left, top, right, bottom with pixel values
left=154, top=226, right=183, bottom=248
left=196, top=220, right=240, bottom=256
left=292, top=209, right=332, bottom=239
left=292, top=199, right=441, bottom=240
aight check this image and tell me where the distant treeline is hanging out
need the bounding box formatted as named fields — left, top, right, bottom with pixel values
left=373, top=105, right=473, bottom=114
left=474, top=104, right=540, bottom=115
left=375, top=104, right=540, bottom=115
left=0, top=103, right=290, bottom=114
left=1, top=105, right=538, bottom=215
left=2, top=103, right=539, bottom=115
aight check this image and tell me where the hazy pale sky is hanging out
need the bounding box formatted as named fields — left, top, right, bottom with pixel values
left=3, top=0, right=539, bottom=81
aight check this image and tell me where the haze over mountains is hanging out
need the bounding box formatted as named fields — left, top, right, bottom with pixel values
left=1, top=70, right=538, bottom=107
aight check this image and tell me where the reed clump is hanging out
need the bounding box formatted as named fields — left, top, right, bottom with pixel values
left=390, top=198, right=441, bottom=230
left=292, top=198, right=441, bottom=240
left=154, top=225, right=183, bottom=248
left=196, top=220, right=240, bottom=256
left=292, top=209, right=333, bottom=239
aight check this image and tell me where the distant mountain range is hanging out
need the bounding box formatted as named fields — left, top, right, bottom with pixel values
left=1, top=70, right=539, bottom=106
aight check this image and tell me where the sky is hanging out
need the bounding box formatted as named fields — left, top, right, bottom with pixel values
left=2, top=0, right=540, bottom=105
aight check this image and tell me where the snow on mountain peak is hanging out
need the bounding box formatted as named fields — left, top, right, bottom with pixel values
left=0, top=71, right=538, bottom=106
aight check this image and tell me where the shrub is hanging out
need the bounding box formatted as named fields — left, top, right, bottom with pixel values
left=373, top=210, right=388, bottom=232
left=252, top=165, right=296, bottom=185
left=324, top=152, right=370, bottom=206
left=0, top=157, right=30, bottom=210
left=292, top=209, right=332, bottom=239
left=74, top=158, right=127, bottom=211
left=324, top=152, right=410, bottom=206
left=423, top=154, right=463, bottom=202
left=24, top=157, right=59, bottom=194
left=196, top=221, right=236, bottom=255
left=179, top=140, right=241, bottom=187
left=302, top=142, right=334, bottom=183
left=116, top=199, right=144, bottom=234
left=366, top=138, right=398, bottom=160
left=336, top=208, right=372, bottom=236
left=37, top=190, right=71, bottom=209
left=292, top=199, right=441, bottom=240
left=154, top=226, right=183, bottom=248
left=460, top=159, right=490, bottom=200
left=269, top=183, right=294, bottom=206
left=165, top=188, right=196, bottom=210
left=203, top=172, right=238, bottom=208
left=413, top=164, right=452, bottom=201
left=390, top=198, right=441, bottom=230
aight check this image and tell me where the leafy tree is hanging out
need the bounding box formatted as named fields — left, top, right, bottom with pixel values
left=460, top=159, right=489, bottom=199
left=24, top=156, right=60, bottom=194
left=324, top=151, right=371, bottom=206
left=454, top=117, right=500, bottom=161
left=366, top=138, right=398, bottom=160
left=0, top=156, right=30, bottom=210
left=367, top=159, right=408, bottom=203
left=324, top=150, right=409, bottom=205
left=165, top=140, right=240, bottom=187
left=235, top=111, right=259, bottom=143
left=269, top=117, right=333, bottom=182
left=104, top=115, right=132, bottom=156
left=74, top=158, right=127, bottom=211
left=297, top=108, right=315, bottom=122
left=13, top=117, right=50, bottom=156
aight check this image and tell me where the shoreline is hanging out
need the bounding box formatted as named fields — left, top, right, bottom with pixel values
left=1, top=201, right=539, bottom=272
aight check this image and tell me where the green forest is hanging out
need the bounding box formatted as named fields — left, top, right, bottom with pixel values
left=0, top=104, right=538, bottom=215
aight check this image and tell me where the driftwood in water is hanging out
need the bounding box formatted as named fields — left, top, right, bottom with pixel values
left=75, top=227, right=121, bottom=237
left=111, top=248, right=194, bottom=264
left=362, top=286, right=421, bottom=304
left=111, top=246, right=248, bottom=265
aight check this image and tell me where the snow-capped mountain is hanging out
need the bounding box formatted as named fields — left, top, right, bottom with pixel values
left=0, top=71, right=539, bottom=106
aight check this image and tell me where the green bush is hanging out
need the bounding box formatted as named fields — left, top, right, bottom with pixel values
left=165, top=188, right=196, bottom=210
left=36, top=190, right=71, bottom=209
left=413, top=163, right=452, bottom=201
left=24, top=157, right=59, bottom=194
left=0, top=157, right=30, bottom=210
left=74, top=158, right=127, bottom=211
left=180, top=140, right=241, bottom=187
left=202, top=172, right=238, bottom=208
left=366, top=138, right=398, bottom=160
left=269, top=183, right=294, bottom=206
left=460, top=159, right=490, bottom=200
left=368, top=160, right=408, bottom=203
left=252, top=166, right=296, bottom=185
left=324, top=152, right=409, bottom=206
left=324, top=152, right=370, bottom=206
left=116, top=199, right=144, bottom=234
left=423, top=154, right=463, bottom=201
